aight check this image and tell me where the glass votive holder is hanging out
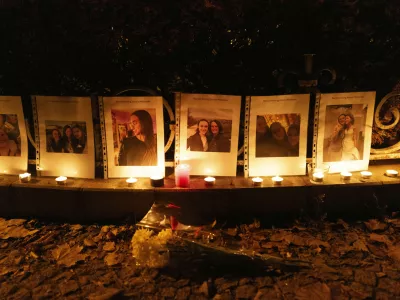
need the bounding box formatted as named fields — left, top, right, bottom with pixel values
left=126, top=177, right=138, bottom=187
left=360, top=171, right=372, bottom=180
left=308, top=164, right=329, bottom=184
left=19, top=173, right=31, bottom=183
left=385, top=169, right=398, bottom=178
left=175, top=164, right=190, bottom=188
left=272, top=175, right=283, bottom=186
left=56, top=176, right=67, bottom=185
left=204, top=176, right=216, bottom=187
left=252, top=177, right=263, bottom=187
left=340, top=171, right=352, bottom=181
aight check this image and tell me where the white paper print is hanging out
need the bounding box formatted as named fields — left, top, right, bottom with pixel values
left=35, top=96, right=95, bottom=178
left=178, top=93, right=241, bottom=176
left=103, top=96, right=165, bottom=178
left=248, top=94, right=310, bottom=176
left=316, top=92, right=375, bottom=173
left=0, top=96, right=28, bottom=174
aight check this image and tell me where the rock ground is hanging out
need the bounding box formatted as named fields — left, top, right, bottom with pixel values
left=0, top=216, right=400, bottom=299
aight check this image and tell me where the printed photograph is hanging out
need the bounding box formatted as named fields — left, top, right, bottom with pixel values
left=256, top=114, right=301, bottom=158
left=111, top=108, right=157, bottom=166
left=45, top=121, right=88, bottom=154
left=323, top=104, right=368, bottom=162
left=186, top=108, right=232, bottom=153
left=0, top=114, right=21, bottom=156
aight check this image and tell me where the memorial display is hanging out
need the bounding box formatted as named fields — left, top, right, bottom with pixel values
left=247, top=94, right=310, bottom=176
left=33, top=96, right=95, bottom=178
left=0, top=96, right=28, bottom=175
left=315, top=92, right=375, bottom=173
left=175, top=93, right=241, bottom=176
left=102, top=96, right=165, bottom=178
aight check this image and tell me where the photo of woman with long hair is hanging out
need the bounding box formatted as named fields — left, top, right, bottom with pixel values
left=45, top=121, right=88, bottom=154
left=71, top=124, right=87, bottom=154
left=62, top=125, right=73, bottom=153
left=48, top=128, right=63, bottom=153
left=208, top=119, right=230, bottom=152
left=118, top=110, right=157, bottom=166
left=341, top=113, right=360, bottom=160
left=187, top=119, right=210, bottom=152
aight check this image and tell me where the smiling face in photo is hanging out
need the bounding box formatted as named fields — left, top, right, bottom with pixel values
left=198, top=120, right=208, bottom=136
left=130, top=114, right=142, bottom=136
left=210, top=121, right=219, bottom=135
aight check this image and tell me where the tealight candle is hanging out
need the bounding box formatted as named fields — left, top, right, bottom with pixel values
left=272, top=176, right=283, bottom=185
left=175, top=164, right=190, bottom=188
left=55, top=176, right=67, bottom=185
left=360, top=171, right=372, bottom=179
left=385, top=169, right=398, bottom=177
left=19, top=173, right=31, bottom=183
left=150, top=175, right=164, bottom=187
left=204, top=176, right=216, bottom=187
left=252, top=177, right=263, bottom=187
left=126, top=177, right=138, bottom=187
left=312, top=172, right=324, bottom=182
left=340, top=171, right=352, bottom=180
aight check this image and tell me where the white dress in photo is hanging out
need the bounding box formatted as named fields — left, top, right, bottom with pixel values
left=341, top=127, right=360, bottom=161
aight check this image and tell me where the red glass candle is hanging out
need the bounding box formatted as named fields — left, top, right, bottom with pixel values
left=175, top=164, right=190, bottom=188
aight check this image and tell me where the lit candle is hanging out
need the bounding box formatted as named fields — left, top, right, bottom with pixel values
left=360, top=171, right=372, bottom=179
left=175, top=164, right=190, bottom=188
left=312, top=172, right=324, bottom=182
left=272, top=175, right=283, bottom=185
left=55, top=176, right=67, bottom=185
left=204, top=176, right=216, bottom=187
left=252, top=177, right=263, bottom=187
left=150, top=175, right=164, bottom=187
left=19, top=173, right=31, bottom=183
left=340, top=171, right=352, bottom=180
left=126, top=177, right=137, bottom=187
left=385, top=169, right=398, bottom=177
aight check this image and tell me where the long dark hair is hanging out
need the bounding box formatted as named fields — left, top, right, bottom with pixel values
left=195, top=119, right=209, bottom=134
left=51, top=129, right=61, bottom=141
left=71, top=124, right=86, bottom=143
left=210, top=119, right=224, bottom=135
left=270, top=122, right=288, bottom=142
left=132, top=110, right=155, bottom=147
left=346, top=113, right=355, bottom=126
left=63, top=125, right=72, bottom=140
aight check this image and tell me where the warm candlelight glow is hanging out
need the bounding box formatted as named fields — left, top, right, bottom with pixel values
left=385, top=169, right=398, bottom=177
left=340, top=171, right=352, bottom=180
left=126, top=177, right=138, bottom=186
left=175, top=164, right=190, bottom=188
left=272, top=175, right=283, bottom=185
left=55, top=176, right=67, bottom=185
left=19, top=173, right=31, bottom=183
left=312, top=172, right=324, bottom=182
left=252, top=177, right=263, bottom=187
left=204, top=176, right=216, bottom=186
left=360, top=171, right=372, bottom=179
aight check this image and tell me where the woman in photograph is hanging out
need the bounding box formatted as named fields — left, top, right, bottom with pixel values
left=0, top=128, right=18, bottom=156
left=187, top=119, right=209, bottom=152
left=287, top=124, right=300, bottom=156
left=327, top=114, right=346, bottom=161
left=268, top=122, right=290, bottom=157
left=48, top=129, right=64, bottom=153
left=341, top=113, right=360, bottom=160
left=118, top=110, right=157, bottom=166
left=71, top=124, right=87, bottom=154
left=208, top=119, right=230, bottom=152
left=62, top=125, right=74, bottom=153
left=255, top=116, right=271, bottom=157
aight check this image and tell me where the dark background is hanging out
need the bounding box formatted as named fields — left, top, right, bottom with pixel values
left=1, top=0, right=399, bottom=166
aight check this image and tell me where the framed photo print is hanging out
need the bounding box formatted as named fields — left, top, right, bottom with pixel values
left=0, top=96, right=28, bottom=174
left=34, top=96, right=95, bottom=178
left=102, top=96, right=164, bottom=178
left=315, top=92, right=375, bottom=173
left=176, top=93, right=241, bottom=176
left=248, top=94, right=310, bottom=177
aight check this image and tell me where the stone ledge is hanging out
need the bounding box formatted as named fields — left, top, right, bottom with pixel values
left=0, top=163, right=399, bottom=223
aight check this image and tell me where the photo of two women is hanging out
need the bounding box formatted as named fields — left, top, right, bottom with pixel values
left=45, top=121, right=87, bottom=154
left=112, top=109, right=158, bottom=166
left=255, top=114, right=301, bottom=157
left=186, top=108, right=232, bottom=153
left=323, top=104, right=367, bottom=162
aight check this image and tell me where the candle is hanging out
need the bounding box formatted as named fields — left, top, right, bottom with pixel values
left=340, top=171, right=352, bottom=180
left=150, top=176, right=164, bottom=187
left=55, top=176, right=67, bottom=185
left=126, top=177, right=137, bottom=187
left=175, top=164, right=190, bottom=188
left=204, top=176, right=216, bottom=187
left=312, top=172, right=324, bottom=182
left=385, top=169, right=398, bottom=177
left=19, top=173, right=31, bottom=183
left=252, top=177, right=263, bottom=187
left=272, top=175, right=283, bottom=185
left=360, top=171, right=372, bottom=179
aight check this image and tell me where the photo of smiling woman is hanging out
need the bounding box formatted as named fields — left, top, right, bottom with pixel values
left=186, top=108, right=233, bottom=153
left=45, top=121, right=88, bottom=154
left=116, top=109, right=157, bottom=166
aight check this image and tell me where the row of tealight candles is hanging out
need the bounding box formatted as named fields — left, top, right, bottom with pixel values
left=15, top=168, right=400, bottom=187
